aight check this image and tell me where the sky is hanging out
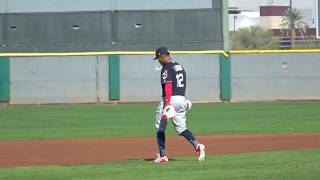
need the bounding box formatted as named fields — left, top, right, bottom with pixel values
left=229, top=0, right=317, bottom=24
left=229, top=0, right=316, bottom=10
left=229, top=0, right=318, bottom=30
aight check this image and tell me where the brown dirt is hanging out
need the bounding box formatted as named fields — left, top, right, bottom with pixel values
left=1, top=133, right=320, bottom=167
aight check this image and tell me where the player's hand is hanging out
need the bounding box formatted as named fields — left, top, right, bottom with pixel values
left=162, top=105, right=176, bottom=120
left=186, top=100, right=192, bottom=110
left=161, top=114, right=168, bottom=120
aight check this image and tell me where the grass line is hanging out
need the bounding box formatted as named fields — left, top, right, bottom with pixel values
left=0, top=102, right=319, bottom=140
left=0, top=149, right=319, bottom=180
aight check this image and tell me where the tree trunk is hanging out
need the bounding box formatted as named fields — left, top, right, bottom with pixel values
left=291, top=26, right=295, bottom=49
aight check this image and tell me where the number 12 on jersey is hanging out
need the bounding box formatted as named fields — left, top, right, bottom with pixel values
left=176, top=73, right=184, bottom=87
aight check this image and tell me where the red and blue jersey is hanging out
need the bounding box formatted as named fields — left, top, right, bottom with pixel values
left=161, top=61, right=186, bottom=103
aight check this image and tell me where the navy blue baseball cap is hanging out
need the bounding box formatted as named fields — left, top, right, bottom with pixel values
left=153, top=47, right=170, bottom=60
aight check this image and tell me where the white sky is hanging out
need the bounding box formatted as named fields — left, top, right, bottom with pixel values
left=229, top=0, right=316, bottom=11
left=229, top=0, right=318, bottom=29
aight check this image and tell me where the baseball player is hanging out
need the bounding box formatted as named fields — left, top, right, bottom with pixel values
left=153, top=47, right=205, bottom=163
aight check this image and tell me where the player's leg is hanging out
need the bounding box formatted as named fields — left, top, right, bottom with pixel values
left=174, top=113, right=206, bottom=161
left=154, top=100, right=169, bottom=163
left=173, top=111, right=199, bottom=149
left=171, top=97, right=197, bottom=147
left=171, top=97, right=205, bottom=161
left=157, top=120, right=167, bottom=157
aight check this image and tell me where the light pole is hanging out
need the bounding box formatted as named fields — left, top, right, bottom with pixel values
left=233, top=15, right=237, bottom=32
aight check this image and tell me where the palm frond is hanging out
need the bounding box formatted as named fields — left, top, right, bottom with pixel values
left=279, top=7, right=308, bottom=48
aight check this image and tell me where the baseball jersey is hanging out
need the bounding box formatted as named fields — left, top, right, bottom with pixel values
left=161, top=61, right=186, bottom=97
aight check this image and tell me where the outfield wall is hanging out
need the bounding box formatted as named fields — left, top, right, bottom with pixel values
left=0, top=0, right=223, bottom=53
left=0, top=0, right=213, bottom=12
left=119, top=54, right=221, bottom=102
left=231, top=53, right=320, bottom=101
left=9, top=56, right=109, bottom=104
left=1, top=52, right=320, bottom=104
left=6, top=54, right=221, bottom=104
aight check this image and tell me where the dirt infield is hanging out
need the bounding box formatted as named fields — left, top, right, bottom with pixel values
left=1, top=133, right=320, bottom=167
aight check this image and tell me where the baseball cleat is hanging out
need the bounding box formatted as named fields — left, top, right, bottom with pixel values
left=196, top=144, right=205, bottom=161
left=153, top=154, right=169, bottom=163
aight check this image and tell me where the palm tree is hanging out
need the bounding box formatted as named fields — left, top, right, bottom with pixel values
left=280, top=8, right=307, bottom=49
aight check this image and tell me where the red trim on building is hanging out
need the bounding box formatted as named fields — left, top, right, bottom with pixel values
left=260, top=6, right=289, bottom=16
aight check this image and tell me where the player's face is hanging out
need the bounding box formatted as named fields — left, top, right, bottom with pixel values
left=158, top=56, right=165, bottom=66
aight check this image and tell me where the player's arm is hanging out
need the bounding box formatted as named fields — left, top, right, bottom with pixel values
left=162, top=81, right=175, bottom=120
left=164, top=81, right=172, bottom=107
left=161, top=68, right=175, bottom=120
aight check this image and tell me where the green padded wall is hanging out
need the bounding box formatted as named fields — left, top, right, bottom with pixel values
left=109, top=55, right=120, bottom=100
left=220, top=54, right=231, bottom=101
left=0, top=57, right=9, bottom=101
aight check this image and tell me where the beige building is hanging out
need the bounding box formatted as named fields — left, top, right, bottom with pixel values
left=260, top=6, right=289, bottom=29
left=260, top=5, right=316, bottom=37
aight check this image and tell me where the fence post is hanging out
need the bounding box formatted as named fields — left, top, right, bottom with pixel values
left=220, top=54, right=231, bottom=101
left=0, top=57, right=10, bottom=102
left=108, top=55, right=120, bottom=100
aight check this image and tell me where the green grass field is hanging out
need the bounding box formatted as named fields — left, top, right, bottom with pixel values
left=0, top=149, right=319, bottom=180
left=0, top=102, right=320, bottom=179
left=0, top=102, right=320, bottom=140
